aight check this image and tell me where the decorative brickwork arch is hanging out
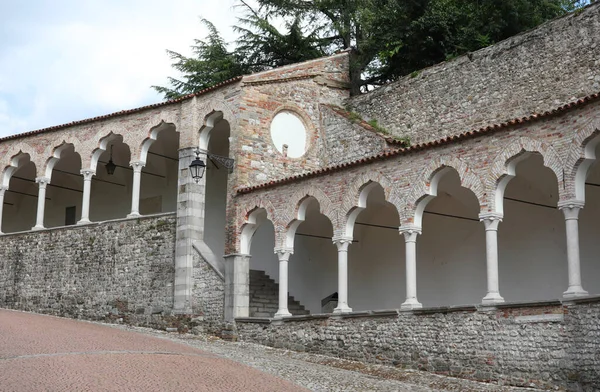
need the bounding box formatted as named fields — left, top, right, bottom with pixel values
left=489, top=136, right=563, bottom=214
left=89, top=132, right=126, bottom=172
left=404, top=157, right=484, bottom=227
left=197, top=100, right=238, bottom=150
left=237, top=198, right=279, bottom=254
left=42, top=142, right=77, bottom=179
left=564, top=116, right=600, bottom=202
left=138, top=120, right=178, bottom=163
left=342, top=172, right=399, bottom=237
left=282, top=187, right=337, bottom=249
left=1, top=150, right=35, bottom=187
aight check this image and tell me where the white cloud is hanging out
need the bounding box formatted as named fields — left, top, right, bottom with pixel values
left=0, top=0, right=244, bottom=137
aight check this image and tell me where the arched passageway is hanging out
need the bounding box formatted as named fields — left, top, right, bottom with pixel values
left=44, top=144, right=83, bottom=228
left=347, top=184, right=404, bottom=311
left=89, top=136, right=132, bottom=222
left=499, top=153, right=565, bottom=302
left=579, top=137, right=600, bottom=295
left=418, top=169, right=484, bottom=307
left=140, top=125, right=179, bottom=214
left=203, top=115, right=230, bottom=256
left=285, top=197, right=336, bottom=314
left=2, top=155, right=37, bottom=233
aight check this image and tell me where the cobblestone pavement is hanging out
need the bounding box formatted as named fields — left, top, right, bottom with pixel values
left=0, top=310, right=544, bottom=392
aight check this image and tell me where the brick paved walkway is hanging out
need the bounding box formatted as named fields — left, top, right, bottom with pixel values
left=0, top=309, right=307, bottom=392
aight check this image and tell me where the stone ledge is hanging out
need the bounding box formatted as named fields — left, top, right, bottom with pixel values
left=235, top=317, right=272, bottom=324
left=566, top=294, right=600, bottom=305
left=411, top=305, right=477, bottom=315
left=0, top=212, right=176, bottom=238
left=492, top=299, right=563, bottom=309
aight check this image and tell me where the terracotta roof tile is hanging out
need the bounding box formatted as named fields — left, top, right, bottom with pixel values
left=0, top=76, right=243, bottom=144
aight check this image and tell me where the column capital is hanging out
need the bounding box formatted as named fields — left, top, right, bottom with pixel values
left=0, top=185, right=8, bottom=194
left=332, top=236, right=353, bottom=251
left=399, top=225, right=421, bottom=242
left=35, top=177, right=51, bottom=187
left=479, top=212, right=503, bottom=231
left=130, top=160, right=145, bottom=172
left=274, top=247, right=293, bottom=261
left=80, top=169, right=96, bottom=180
left=558, top=200, right=585, bottom=220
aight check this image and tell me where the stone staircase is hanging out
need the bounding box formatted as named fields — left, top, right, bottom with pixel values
left=249, top=269, right=310, bottom=318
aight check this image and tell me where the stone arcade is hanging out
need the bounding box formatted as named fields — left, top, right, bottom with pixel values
left=1, top=4, right=600, bottom=390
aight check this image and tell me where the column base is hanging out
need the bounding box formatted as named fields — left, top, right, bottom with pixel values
left=482, top=292, right=505, bottom=305
left=333, top=304, right=352, bottom=314
left=563, top=287, right=588, bottom=298
left=32, top=225, right=45, bottom=231
left=127, top=212, right=141, bottom=218
left=400, top=299, right=422, bottom=310
left=274, top=309, right=292, bottom=319
left=77, top=219, right=91, bottom=225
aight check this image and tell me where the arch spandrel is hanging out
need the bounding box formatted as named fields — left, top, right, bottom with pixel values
left=1, top=151, right=36, bottom=187
left=2, top=142, right=39, bottom=179
left=283, top=186, right=339, bottom=229
left=487, top=136, right=564, bottom=213
left=194, top=100, right=238, bottom=150
left=237, top=198, right=279, bottom=254
left=138, top=120, right=178, bottom=163
left=42, top=142, right=77, bottom=179
left=564, top=116, right=600, bottom=202
left=402, top=157, right=485, bottom=226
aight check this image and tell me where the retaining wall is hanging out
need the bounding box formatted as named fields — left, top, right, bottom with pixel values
left=237, top=299, right=600, bottom=391
left=0, top=214, right=177, bottom=328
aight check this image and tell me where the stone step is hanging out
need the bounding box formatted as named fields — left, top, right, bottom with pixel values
left=249, top=269, right=309, bottom=318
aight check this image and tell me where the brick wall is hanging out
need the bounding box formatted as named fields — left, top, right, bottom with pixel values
left=349, top=3, right=600, bottom=145
left=236, top=299, right=600, bottom=391
left=0, top=214, right=177, bottom=328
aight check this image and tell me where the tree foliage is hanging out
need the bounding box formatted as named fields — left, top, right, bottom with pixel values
left=154, top=0, right=586, bottom=98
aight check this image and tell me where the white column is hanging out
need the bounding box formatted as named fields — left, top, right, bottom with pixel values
left=558, top=200, right=588, bottom=298
left=127, top=161, right=145, bottom=218
left=479, top=212, right=505, bottom=305
left=399, top=226, right=422, bottom=309
left=33, top=177, right=50, bottom=230
left=274, top=248, right=293, bottom=318
left=0, top=185, right=7, bottom=234
left=333, top=236, right=353, bottom=313
left=77, top=170, right=95, bottom=224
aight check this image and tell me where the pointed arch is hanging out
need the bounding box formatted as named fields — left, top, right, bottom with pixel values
left=282, top=187, right=336, bottom=249
left=489, top=136, right=563, bottom=214
left=404, top=157, right=484, bottom=227
left=43, top=142, right=75, bottom=179
left=341, top=172, right=400, bottom=238
left=89, top=132, right=125, bottom=171
left=197, top=100, right=238, bottom=150
left=564, top=116, right=600, bottom=202
left=238, top=198, right=278, bottom=255
left=138, top=121, right=178, bottom=163
left=1, top=151, right=35, bottom=187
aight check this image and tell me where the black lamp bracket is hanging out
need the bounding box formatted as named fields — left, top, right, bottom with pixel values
left=195, top=148, right=234, bottom=173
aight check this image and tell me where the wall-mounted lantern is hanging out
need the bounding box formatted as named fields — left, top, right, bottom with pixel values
left=189, top=150, right=207, bottom=182
left=105, top=145, right=116, bottom=176
left=188, top=148, right=235, bottom=183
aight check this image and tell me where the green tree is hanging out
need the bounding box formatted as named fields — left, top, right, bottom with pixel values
left=152, top=19, right=248, bottom=100
left=155, top=0, right=586, bottom=98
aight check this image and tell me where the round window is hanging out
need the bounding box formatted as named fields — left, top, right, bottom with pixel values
left=270, top=111, right=307, bottom=158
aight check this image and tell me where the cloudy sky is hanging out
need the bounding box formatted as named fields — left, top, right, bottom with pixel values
left=0, top=0, right=248, bottom=138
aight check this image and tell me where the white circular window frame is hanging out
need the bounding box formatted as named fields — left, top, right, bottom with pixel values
left=269, top=108, right=312, bottom=159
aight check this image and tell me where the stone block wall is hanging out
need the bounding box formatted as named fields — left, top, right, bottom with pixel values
left=0, top=214, right=177, bottom=328
left=319, top=104, right=390, bottom=166
left=350, top=3, right=600, bottom=145
left=192, top=252, right=225, bottom=334
left=236, top=299, right=600, bottom=391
